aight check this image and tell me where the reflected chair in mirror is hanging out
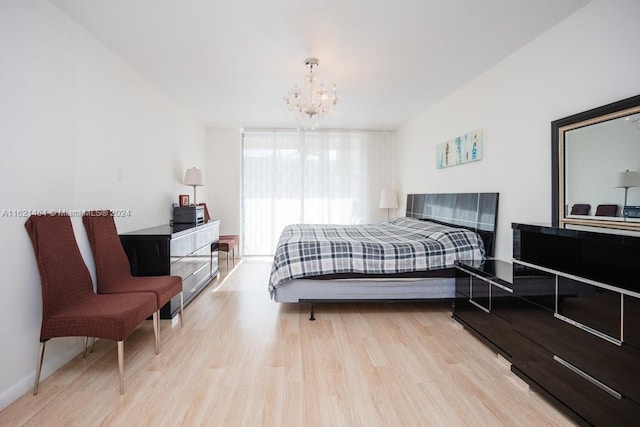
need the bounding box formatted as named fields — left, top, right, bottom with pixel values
left=82, top=211, right=183, bottom=354
left=25, top=214, right=158, bottom=395
left=570, top=204, right=591, bottom=215
left=595, top=204, right=618, bottom=217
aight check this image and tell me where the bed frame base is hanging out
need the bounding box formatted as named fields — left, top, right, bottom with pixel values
left=300, top=298, right=455, bottom=321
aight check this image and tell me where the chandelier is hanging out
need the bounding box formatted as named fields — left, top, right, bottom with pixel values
left=284, top=58, right=338, bottom=130
left=626, top=114, right=640, bottom=129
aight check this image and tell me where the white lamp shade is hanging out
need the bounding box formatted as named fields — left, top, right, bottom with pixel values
left=184, top=167, right=204, bottom=186
left=379, top=189, right=398, bottom=209
left=615, top=170, right=640, bottom=188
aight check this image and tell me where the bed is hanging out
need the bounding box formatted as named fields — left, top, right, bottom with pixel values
left=269, top=192, right=499, bottom=319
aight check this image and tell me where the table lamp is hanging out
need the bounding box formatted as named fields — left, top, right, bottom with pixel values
left=184, top=167, right=204, bottom=205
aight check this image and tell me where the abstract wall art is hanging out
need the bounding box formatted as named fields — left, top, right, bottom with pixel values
left=436, top=129, right=483, bottom=169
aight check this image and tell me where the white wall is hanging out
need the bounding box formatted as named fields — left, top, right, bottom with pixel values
left=205, top=128, right=243, bottom=239
left=566, top=119, right=640, bottom=211
left=0, top=0, right=206, bottom=409
left=396, top=0, right=640, bottom=260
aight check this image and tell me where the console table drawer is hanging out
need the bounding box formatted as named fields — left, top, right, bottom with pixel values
left=170, top=223, right=219, bottom=257
left=182, top=261, right=213, bottom=298
left=513, top=335, right=640, bottom=426
left=170, top=245, right=212, bottom=279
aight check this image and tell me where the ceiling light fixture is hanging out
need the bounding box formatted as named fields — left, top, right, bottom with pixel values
left=625, top=114, right=640, bottom=129
left=284, top=57, right=337, bottom=130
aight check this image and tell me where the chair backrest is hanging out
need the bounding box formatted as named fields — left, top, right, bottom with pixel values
left=570, top=204, right=591, bottom=215
left=25, top=214, right=95, bottom=322
left=82, top=211, right=133, bottom=291
left=595, top=204, right=618, bottom=217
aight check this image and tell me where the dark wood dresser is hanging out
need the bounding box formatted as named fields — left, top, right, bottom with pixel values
left=510, top=223, right=640, bottom=425
left=454, top=224, right=640, bottom=425
left=119, top=220, right=220, bottom=319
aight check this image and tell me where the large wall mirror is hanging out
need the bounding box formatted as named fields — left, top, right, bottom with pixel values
left=552, top=94, right=640, bottom=232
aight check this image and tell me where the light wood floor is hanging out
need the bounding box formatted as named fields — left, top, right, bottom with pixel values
left=0, top=257, right=576, bottom=426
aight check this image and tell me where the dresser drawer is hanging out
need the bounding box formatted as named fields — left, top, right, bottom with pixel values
left=556, top=276, right=621, bottom=342
left=512, top=263, right=555, bottom=312
left=454, top=297, right=514, bottom=359
left=623, top=295, right=640, bottom=351
left=513, top=334, right=640, bottom=426
left=511, top=298, right=640, bottom=404
left=454, top=264, right=515, bottom=358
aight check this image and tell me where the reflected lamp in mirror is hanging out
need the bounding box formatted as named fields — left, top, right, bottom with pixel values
left=183, top=167, right=204, bottom=205
left=379, top=189, right=398, bottom=220
left=615, top=170, right=640, bottom=208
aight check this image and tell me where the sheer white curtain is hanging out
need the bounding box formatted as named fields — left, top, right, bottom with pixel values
left=243, top=130, right=395, bottom=255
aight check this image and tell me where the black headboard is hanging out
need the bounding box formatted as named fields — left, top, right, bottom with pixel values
left=406, top=193, right=500, bottom=257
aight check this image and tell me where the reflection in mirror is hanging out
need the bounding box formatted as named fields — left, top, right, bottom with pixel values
left=552, top=94, right=640, bottom=233
left=565, top=114, right=640, bottom=215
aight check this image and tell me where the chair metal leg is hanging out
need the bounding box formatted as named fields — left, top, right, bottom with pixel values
left=33, top=342, right=45, bottom=395
left=153, top=311, right=159, bottom=355
left=90, top=337, right=95, bottom=354
left=83, top=337, right=89, bottom=358
left=180, top=291, right=184, bottom=328
left=117, top=341, right=124, bottom=395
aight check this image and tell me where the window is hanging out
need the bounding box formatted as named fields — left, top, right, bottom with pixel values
left=242, top=130, right=395, bottom=255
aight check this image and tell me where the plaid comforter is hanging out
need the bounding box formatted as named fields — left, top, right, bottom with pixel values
left=269, top=217, right=485, bottom=297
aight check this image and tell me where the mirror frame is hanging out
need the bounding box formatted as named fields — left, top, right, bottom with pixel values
left=552, top=94, right=640, bottom=232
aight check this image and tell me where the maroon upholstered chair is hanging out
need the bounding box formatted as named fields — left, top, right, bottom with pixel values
left=595, top=204, right=618, bottom=217
left=82, top=211, right=183, bottom=354
left=25, top=214, right=157, bottom=395
left=570, top=204, right=591, bottom=215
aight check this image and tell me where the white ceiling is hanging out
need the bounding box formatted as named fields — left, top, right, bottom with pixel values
left=48, top=0, right=589, bottom=131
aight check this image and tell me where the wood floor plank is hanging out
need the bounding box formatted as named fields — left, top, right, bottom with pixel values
left=0, top=257, right=576, bottom=426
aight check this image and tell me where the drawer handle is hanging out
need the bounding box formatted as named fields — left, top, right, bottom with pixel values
left=469, top=299, right=490, bottom=314
left=456, top=267, right=513, bottom=294
left=190, top=280, right=207, bottom=294
left=191, top=262, right=210, bottom=276
left=553, top=313, right=622, bottom=347
left=553, top=355, right=622, bottom=400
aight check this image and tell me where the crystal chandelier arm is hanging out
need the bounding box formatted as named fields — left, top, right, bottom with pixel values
left=284, top=57, right=337, bottom=129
